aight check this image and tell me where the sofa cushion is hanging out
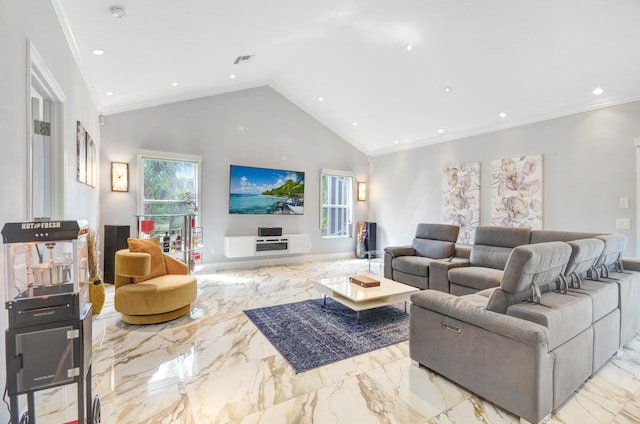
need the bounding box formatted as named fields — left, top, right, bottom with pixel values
left=500, top=242, right=572, bottom=294
left=470, top=245, right=514, bottom=270
left=411, top=223, right=459, bottom=259
left=469, top=225, right=531, bottom=269
left=486, top=242, right=571, bottom=314
left=565, top=239, right=605, bottom=279
left=115, top=274, right=197, bottom=315
left=506, top=292, right=592, bottom=350
left=392, top=256, right=432, bottom=277
left=473, top=226, right=531, bottom=248
left=415, top=223, right=459, bottom=242
left=564, top=238, right=616, bottom=323
left=413, top=238, right=455, bottom=259
left=392, top=270, right=429, bottom=290
left=570, top=281, right=618, bottom=322
left=127, top=237, right=167, bottom=282
left=530, top=230, right=604, bottom=244
left=448, top=266, right=504, bottom=292
left=594, top=234, right=627, bottom=270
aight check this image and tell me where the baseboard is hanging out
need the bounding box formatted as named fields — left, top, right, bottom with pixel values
left=198, top=252, right=356, bottom=272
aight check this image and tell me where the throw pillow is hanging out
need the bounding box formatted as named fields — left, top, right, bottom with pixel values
left=127, top=237, right=167, bottom=282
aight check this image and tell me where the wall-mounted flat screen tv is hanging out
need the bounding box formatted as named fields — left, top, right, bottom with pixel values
left=229, top=165, right=305, bottom=215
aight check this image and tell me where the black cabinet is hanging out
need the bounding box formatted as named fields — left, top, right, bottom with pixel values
left=104, top=225, right=130, bottom=284
left=364, top=222, right=377, bottom=252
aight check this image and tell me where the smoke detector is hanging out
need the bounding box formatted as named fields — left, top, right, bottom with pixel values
left=110, top=6, right=126, bottom=19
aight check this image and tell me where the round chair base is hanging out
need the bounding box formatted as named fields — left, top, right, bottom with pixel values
left=120, top=304, right=191, bottom=325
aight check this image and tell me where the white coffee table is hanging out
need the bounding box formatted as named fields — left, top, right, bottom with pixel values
left=312, top=275, right=419, bottom=322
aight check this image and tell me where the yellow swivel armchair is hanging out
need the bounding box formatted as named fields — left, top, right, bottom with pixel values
left=114, top=238, right=197, bottom=325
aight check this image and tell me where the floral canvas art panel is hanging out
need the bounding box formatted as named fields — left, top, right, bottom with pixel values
left=491, top=155, right=543, bottom=229
left=443, top=162, right=480, bottom=244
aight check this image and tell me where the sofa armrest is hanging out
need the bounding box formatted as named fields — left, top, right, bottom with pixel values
left=622, top=257, right=640, bottom=271
left=411, top=290, right=549, bottom=346
left=384, top=245, right=416, bottom=257
left=114, top=249, right=151, bottom=289
left=164, top=254, right=189, bottom=275
left=428, top=258, right=470, bottom=293
left=384, top=246, right=418, bottom=279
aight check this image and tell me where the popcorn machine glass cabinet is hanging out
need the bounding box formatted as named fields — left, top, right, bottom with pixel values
left=3, top=223, right=89, bottom=304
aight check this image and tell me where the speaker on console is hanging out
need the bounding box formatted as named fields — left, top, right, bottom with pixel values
left=364, top=222, right=377, bottom=252
left=104, top=225, right=130, bottom=284
left=258, top=227, right=283, bottom=237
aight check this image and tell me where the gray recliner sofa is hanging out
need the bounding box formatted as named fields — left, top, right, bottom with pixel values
left=383, top=223, right=459, bottom=289
left=429, top=225, right=606, bottom=295
left=410, top=234, right=640, bottom=423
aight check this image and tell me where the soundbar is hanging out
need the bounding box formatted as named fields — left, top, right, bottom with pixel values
left=258, top=227, right=282, bottom=237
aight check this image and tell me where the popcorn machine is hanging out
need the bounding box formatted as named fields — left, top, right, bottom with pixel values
left=2, top=220, right=100, bottom=424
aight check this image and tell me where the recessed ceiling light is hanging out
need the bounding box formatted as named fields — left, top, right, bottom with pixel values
left=499, top=112, right=507, bottom=118
left=592, top=86, right=604, bottom=95
left=92, top=49, right=105, bottom=56
left=405, top=44, right=414, bottom=51
left=394, top=140, right=399, bottom=144
left=105, top=91, right=114, bottom=96
left=352, top=122, right=358, bottom=127
left=318, top=96, right=324, bottom=102
left=171, top=82, right=179, bottom=87
left=229, top=74, right=236, bottom=79
left=444, top=86, right=453, bottom=93
left=437, top=128, right=444, bottom=134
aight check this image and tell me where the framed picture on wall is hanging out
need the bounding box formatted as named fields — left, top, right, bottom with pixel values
left=86, top=133, right=96, bottom=187
left=491, top=154, right=543, bottom=229
left=442, top=161, right=480, bottom=244
left=76, top=121, right=87, bottom=184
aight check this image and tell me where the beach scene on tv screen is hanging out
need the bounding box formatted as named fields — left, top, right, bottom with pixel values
left=229, top=165, right=305, bottom=215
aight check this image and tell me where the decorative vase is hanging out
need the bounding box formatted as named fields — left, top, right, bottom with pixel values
left=89, top=278, right=106, bottom=315
left=356, top=241, right=366, bottom=259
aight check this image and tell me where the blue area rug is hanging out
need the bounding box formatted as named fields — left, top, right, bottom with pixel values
left=244, top=298, right=409, bottom=373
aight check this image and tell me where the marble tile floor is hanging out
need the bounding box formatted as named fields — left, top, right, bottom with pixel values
left=32, top=259, right=640, bottom=423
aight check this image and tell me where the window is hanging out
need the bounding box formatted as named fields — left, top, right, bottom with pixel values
left=320, top=170, right=354, bottom=238
left=138, top=151, right=201, bottom=215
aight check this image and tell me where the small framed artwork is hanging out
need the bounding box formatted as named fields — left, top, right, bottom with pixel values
left=86, top=133, right=96, bottom=187
left=76, top=121, right=87, bottom=184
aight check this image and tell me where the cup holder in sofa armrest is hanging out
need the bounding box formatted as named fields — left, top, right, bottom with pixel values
left=429, top=258, right=471, bottom=293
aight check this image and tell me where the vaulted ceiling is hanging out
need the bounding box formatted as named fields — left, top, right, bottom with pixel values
left=55, top=0, right=640, bottom=156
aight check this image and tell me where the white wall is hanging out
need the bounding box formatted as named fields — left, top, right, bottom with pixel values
left=371, top=101, right=640, bottom=256
left=99, top=86, right=370, bottom=266
left=0, top=1, right=100, bottom=421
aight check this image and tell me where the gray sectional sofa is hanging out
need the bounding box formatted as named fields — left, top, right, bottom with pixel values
left=408, top=229, right=640, bottom=423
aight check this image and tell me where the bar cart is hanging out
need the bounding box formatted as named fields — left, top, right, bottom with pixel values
left=2, top=220, right=100, bottom=423
left=135, top=213, right=203, bottom=273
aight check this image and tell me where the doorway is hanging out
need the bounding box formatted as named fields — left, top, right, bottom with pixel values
left=28, top=41, right=65, bottom=220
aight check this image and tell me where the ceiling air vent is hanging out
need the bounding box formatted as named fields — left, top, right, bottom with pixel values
left=233, top=55, right=254, bottom=65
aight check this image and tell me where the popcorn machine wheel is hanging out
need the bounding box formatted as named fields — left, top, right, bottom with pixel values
left=2, top=220, right=101, bottom=423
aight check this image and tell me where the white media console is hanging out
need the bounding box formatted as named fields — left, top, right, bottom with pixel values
left=223, top=234, right=311, bottom=258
